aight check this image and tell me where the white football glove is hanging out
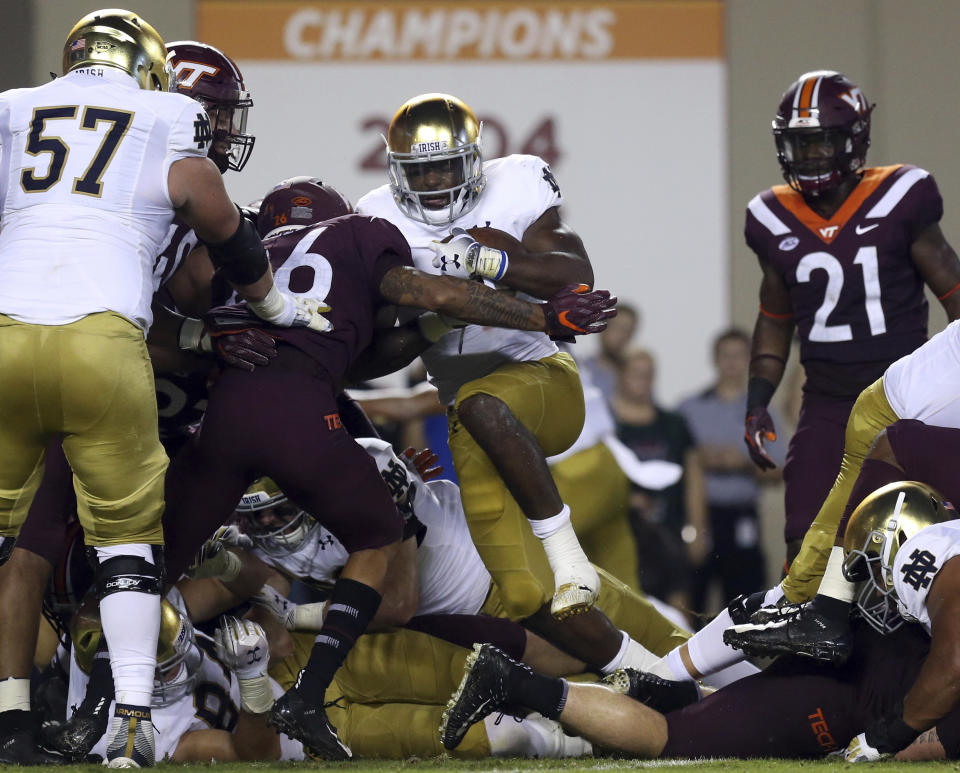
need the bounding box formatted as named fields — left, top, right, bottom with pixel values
left=844, top=732, right=886, bottom=763
left=251, top=584, right=297, bottom=630
left=248, top=286, right=333, bottom=332
left=431, top=228, right=508, bottom=281
left=215, top=616, right=269, bottom=680
left=186, top=525, right=251, bottom=580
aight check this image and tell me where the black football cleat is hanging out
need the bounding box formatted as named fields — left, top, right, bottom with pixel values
left=440, top=643, right=517, bottom=750
left=269, top=687, right=352, bottom=761
left=40, top=708, right=109, bottom=762
left=0, top=726, right=67, bottom=765
left=723, top=601, right=853, bottom=665
left=602, top=668, right=700, bottom=713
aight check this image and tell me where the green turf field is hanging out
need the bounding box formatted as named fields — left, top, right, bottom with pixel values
left=4, top=759, right=958, bottom=772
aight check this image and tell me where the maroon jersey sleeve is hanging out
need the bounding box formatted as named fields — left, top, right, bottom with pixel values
left=895, top=165, right=943, bottom=241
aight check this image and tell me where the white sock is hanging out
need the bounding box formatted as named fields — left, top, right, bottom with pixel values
left=96, top=544, right=161, bottom=707
left=647, top=648, right=688, bottom=682
left=529, top=506, right=593, bottom=582
left=619, top=637, right=659, bottom=673
left=702, top=658, right=761, bottom=689
left=528, top=505, right=572, bottom=539
left=599, top=630, right=630, bottom=674
left=817, top=546, right=856, bottom=603
left=0, top=678, right=30, bottom=712
left=484, top=713, right=592, bottom=758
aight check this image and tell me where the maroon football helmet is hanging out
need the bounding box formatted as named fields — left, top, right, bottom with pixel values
left=166, top=40, right=255, bottom=173
left=256, top=177, right=353, bottom=238
left=772, top=70, right=874, bottom=196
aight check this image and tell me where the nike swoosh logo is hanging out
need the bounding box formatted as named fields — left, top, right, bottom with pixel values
left=557, top=310, right=585, bottom=333
left=855, top=223, right=879, bottom=235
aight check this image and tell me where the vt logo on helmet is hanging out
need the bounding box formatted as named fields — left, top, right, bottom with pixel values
left=773, top=70, right=875, bottom=197
left=166, top=40, right=256, bottom=172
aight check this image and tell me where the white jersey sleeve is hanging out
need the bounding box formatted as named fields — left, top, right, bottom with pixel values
left=892, top=520, right=960, bottom=632
left=252, top=523, right=349, bottom=589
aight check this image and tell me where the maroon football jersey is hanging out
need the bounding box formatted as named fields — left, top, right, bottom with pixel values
left=231, top=213, right=412, bottom=385
left=745, top=164, right=942, bottom=398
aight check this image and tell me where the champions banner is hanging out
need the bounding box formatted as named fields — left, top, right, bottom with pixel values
left=197, top=1, right=727, bottom=401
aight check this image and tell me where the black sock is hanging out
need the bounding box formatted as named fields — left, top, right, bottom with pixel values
left=508, top=664, right=569, bottom=721
left=297, top=578, right=382, bottom=696
left=811, top=593, right=851, bottom=620
left=79, top=657, right=114, bottom=719
left=0, top=708, right=33, bottom=734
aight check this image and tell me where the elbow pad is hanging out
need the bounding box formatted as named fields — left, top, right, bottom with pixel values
left=204, top=211, right=269, bottom=286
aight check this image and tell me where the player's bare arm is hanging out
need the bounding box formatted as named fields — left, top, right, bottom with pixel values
left=750, top=258, right=795, bottom=388
left=897, top=727, right=946, bottom=761
left=346, top=323, right=435, bottom=382
left=164, top=244, right=216, bottom=318
left=901, top=557, right=960, bottom=732
left=379, top=266, right=545, bottom=331
left=468, top=207, right=593, bottom=297
left=910, top=222, right=960, bottom=321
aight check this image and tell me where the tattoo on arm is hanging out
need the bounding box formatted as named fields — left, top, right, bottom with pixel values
left=380, top=267, right=542, bottom=331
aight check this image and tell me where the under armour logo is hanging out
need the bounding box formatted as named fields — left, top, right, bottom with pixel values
left=193, top=112, right=212, bottom=149
left=900, top=548, right=938, bottom=591
left=381, top=459, right=410, bottom=503
left=542, top=166, right=561, bottom=195
left=438, top=254, right=462, bottom=272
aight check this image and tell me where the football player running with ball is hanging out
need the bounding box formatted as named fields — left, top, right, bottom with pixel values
left=357, top=93, right=662, bottom=677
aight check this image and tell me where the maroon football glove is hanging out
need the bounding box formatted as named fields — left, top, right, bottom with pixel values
left=541, top=284, right=618, bottom=341
left=744, top=407, right=778, bottom=470
left=200, top=307, right=278, bottom=372
left=402, top=447, right=444, bottom=482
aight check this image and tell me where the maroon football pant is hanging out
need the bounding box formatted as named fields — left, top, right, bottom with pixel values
left=16, top=439, right=75, bottom=566
left=163, top=364, right=403, bottom=581
left=662, top=662, right=861, bottom=758
left=783, top=397, right=854, bottom=543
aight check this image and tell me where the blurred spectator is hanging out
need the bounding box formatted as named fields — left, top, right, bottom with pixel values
left=678, top=329, right=785, bottom=619
left=580, top=301, right=639, bottom=407
left=612, top=349, right=705, bottom=614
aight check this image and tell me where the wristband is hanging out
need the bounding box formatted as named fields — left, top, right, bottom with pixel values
left=247, top=285, right=288, bottom=324
left=292, top=601, right=329, bottom=631
left=746, top=376, right=776, bottom=411
left=237, top=674, right=274, bottom=714
left=177, top=317, right=208, bottom=352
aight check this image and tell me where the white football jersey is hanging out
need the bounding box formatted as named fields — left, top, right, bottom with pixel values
left=883, top=319, right=960, bottom=429
left=357, top=154, right=561, bottom=405
left=258, top=478, right=491, bottom=616
left=892, top=520, right=960, bottom=632
left=0, top=66, right=208, bottom=331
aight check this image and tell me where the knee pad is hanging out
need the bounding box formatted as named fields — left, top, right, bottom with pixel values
left=91, top=546, right=164, bottom=599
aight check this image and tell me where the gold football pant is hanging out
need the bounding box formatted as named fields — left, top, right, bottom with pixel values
left=449, top=352, right=585, bottom=620
left=781, top=380, right=899, bottom=602
left=0, top=313, right=167, bottom=546
left=552, top=442, right=637, bottom=591
left=339, top=701, right=492, bottom=759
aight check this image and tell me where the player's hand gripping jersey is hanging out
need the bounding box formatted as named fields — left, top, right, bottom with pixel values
left=0, top=66, right=209, bottom=332
left=745, top=164, right=942, bottom=398
left=357, top=154, right=561, bottom=404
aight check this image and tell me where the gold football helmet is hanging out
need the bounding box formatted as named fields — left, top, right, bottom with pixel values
left=71, top=597, right=197, bottom=706
left=235, top=476, right=318, bottom=556
left=386, top=93, right=485, bottom=225
left=842, top=481, right=951, bottom=633
left=62, top=9, right=170, bottom=91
